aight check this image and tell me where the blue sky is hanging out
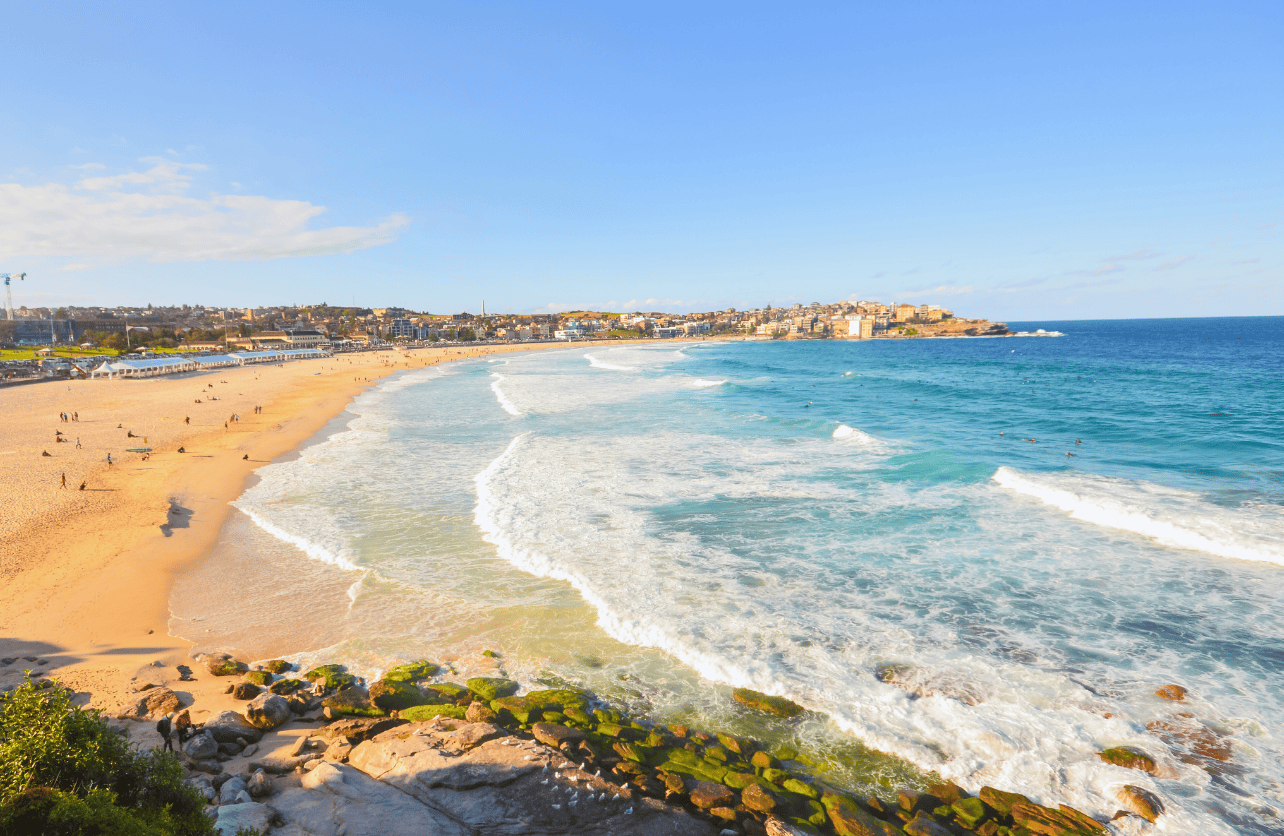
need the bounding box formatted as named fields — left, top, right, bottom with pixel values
left=2, top=1, right=1279, bottom=319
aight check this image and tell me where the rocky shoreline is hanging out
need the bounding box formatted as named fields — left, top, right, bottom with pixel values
left=83, top=650, right=1179, bottom=836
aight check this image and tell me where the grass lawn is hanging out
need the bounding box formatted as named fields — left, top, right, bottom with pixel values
left=0, top=347, right=105, bottom=361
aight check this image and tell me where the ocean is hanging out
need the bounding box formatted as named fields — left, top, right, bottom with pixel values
left=171, top=317, right=1284, bottom=834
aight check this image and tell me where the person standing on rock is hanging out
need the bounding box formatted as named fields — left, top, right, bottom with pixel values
left=156, top=713, right=174, bottom=753
left=174, top=709, right=192, bottom=743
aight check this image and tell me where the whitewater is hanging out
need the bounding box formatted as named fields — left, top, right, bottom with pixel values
left=173, top=319, right=1284, bottom=835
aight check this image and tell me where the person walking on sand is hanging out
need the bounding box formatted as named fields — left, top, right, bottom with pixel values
left=75, top=437, right=81, bottom=449
left=60, top=472, right=67, bottom=489
left=106, top=453, right=112, bottom=466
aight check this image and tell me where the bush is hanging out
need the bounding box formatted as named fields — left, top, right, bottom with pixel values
left=0, top=678, right=213, bottom=835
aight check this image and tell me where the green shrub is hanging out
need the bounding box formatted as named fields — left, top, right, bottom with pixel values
left=0, top=678, right=213, bottom=835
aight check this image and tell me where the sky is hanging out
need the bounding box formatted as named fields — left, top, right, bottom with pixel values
left=1, top=1, right=1280, bottom=320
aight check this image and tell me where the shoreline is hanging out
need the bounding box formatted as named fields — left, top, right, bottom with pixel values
left=0, top=342, right=582, bottom=709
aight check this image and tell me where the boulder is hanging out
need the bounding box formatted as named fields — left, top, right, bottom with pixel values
left=978, top=786, right=1027, bottom=816
left=304, top=664, right=357, bottom=690
left=246, top=769, right=273, bottom=799
left=232, top=682, right=261, bottom=700
left=766, top=819, right=814, bottom=836
left=822, top=792, right=902, bottom=836
left=465, top=676, right=519, bottom=701
left=1010, top=800, right=1107, bottom=835
left=133, top=686, right=183, bottom=718
left=740, top=783, right=779, bottom=814
left=244, top=693, right=291, bottom=730
left=263, top=659, right=293, bottom=674
left=369, top=679, right=432, bottom=711
left=244, top=670, right=273, bottom=686
left=268, top=762, right=468, bottom=836
left=219, top=776, right=247, bottom=805
left=322, top=688, right=384, bottom=719
left=688, top=780, right=735, bottom=810
left=399, top=704, right=466, bottom=721
left=465, top=701, right=498, bottom=723
left=205, top=654, right=248, bottom=677
left=903, top=815, right=955, bottom=836
left=532, top=721, right=585, bottom=749
left=270, top=677, right=304, bottom=695
left=731, top=688, right=804, bottom=718
left=184, top=730, right=218, bottom=760
left=318, top=716, right=407, bottom=743
left=1155, top=684, right=1187, bottom=701
left=1115, top=785, right=1164, bottom=823
left=383, top=661, right=439, bottom=683
left=213, top=800, right=271, bottom=836
left=1098, top=747, right=1157, bottom=774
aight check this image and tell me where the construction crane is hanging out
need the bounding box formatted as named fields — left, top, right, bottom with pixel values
left=2, top=273, right=25, bottom=321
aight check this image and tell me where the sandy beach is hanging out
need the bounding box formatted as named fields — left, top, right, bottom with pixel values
left=0, top=342, right=572, bottom=715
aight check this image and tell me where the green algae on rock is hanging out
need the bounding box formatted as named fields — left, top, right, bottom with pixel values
left=400, top=703, right=468, bottom=721
left=465, top=677, right=519, bottom=701
left=263, top=659, right=293, bottom=674
left=305, top=664, right=358, bottom=690
left=383, top=661, right=440, bottom=683
left=244, top=670, right=273, bottom=686
left=1097, top=746, right=1157, bottom=774
left=322, top=689, right=383, bottom=718
left=369, top=679, right=434, bottom=711
left=733, top=688, right=805, bottom=718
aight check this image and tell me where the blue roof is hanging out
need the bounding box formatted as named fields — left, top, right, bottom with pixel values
left=113, top=357, right=196, bottom=370
left=193, top=354, right=240, bottom=365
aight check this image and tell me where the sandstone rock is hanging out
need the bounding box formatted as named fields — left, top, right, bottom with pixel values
left=731, top=688, right=804, bottom=718
left=213, top=800, right=271, bottom=835
left=370, top=679, right=432, bottom=711
left=451, top=721, right=505, bottom=751
left=132, top=681, right=159, bottom=692
left=532, top=721, right=585, bottom=749
left=264, top=659, right=293, bottom=674
left=270, top=677, right=304, bottom=695
left=205, top=654, right=248, bottom=677
left=741, top=782, right=779, bottom=814
left=903, top=814, right=954, bottom=836
left=269, top=762, right=467, bottom=836
left=1010, top=800, right=1107, bottom=835
left=688, top=780, right=735, bottom=809
left=232, top=682, right=261, bottom=700
left=322, top=688, right=383, bottom=719
left=765, top=819, right=813, bottom=836
left=399, top=703, right=466, bottom=721
left=245, top=693, right=291, bottom=730
left=347, top=721, right=715, bottom=835
left=305, top=663, right=358, bottom=690
left=319, top=716, right=408, bottom=743
left=1098, top=747, right=1157, bottom=774
left=978, top=786, right=1027, bottom=816
left=184, top=730, right=219, bottom=760
left=133, top=686, right=183, bottom=718
left=1116, top=785, right=1164, bottom=823
left=465, top=676, right=519, bottom=701
left=465, top=701, right=498, bottom=723
left=822, top=791, right=901, bottom=836
left=245, top=670, right=273, bottom=686
left=1155, top=684, right=1187, bottom=701
left=204, top=710, right=264, bottom=743
left=383, top=660, right=440, bottom=683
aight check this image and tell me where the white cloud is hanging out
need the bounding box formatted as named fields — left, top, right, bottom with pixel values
left=1155, top=254, right=1194, bottom=271
left=0, top=157, right=408, bottom=266
left=1105, top=249, right=1160, bottom=261
left=896, top=284, right=973, bottom=299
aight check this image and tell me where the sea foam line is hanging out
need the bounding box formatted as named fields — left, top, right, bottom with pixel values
left=235, top=506, right=362, bottom=572
left=691, top=378, right=726, bottom=388
left=490, top=373, right=521, bottom=416
left=585, top=353, right=633, bottom=371
left=993, top=466, right=1284, bottom=566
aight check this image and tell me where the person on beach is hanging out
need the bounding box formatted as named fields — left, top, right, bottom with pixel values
left=174, top=710, right=192, bottom=743
left=106, top=453, right=112, bottom=465
left=75, top=437, right=81, bottom=448
left=60, top=472, right=67, bottom=488
left=79, top=481, right=86, bottom=490
left=156, top=714, right=173, bottom=753
left=42, top=450, right=51, bottom=457
left=185, top=416, right=190, bottom=424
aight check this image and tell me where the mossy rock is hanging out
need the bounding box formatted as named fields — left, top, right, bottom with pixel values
left=804, top=799, right=827, bottom=827
left=761, top=767, right=790, bottom=785
left=269, top=678, right=303, bottom=695
left=427, top=682, right=469, bottom=700
left=244, top=670, right=273, bottom=686
left=401, top=703, right=468, bottom=721
left=716, top=732, right=751, bottom=755
left=305, top=664, right=357, bottom=690
left=542, top=711, right=566, bottom=723
left=951, top=796, right=988, bottom=828
left=263, top=659, right=293, bottom=674
left=751, top=751, right=777, bottom=770
left=481, top=649, right=499, bottom=658
left=207, top=657, right=248, bottom=676
left=724, top=770, right=764, bottom=790
left=783, top=778, right=821, bottom=799
left=370, top=680, right=433, bottom=711
left=466, top=677, right=519, bottom=702
left=785, top=820, right=823, bottom=835
left=776, top=745, right=800, bottom=761
left=1098, top=747, right=1157, bottom=774
left=704, top=746, right=728, bottom=763
left=563, top=707, right=594, bottom=727
left=612, top=741, right=654, bottom=765
left=322, top=689, right=384, bottom=718
left=384, top=661, right=439, bottom=683
left=733, top=688, right=805, bottom=718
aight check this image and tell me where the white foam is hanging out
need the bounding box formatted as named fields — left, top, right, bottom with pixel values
left=994, top=466, right=1284, bottom=566
left=490, top=373, right=522, bottom=416
left=237, top=507, right=362, bottom=573
left=584, top=353, right=633, bottom=371
left=691, top=378, right=726, bottom=388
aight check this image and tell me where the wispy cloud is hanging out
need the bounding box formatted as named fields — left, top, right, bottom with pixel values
left=1063, top=263, right=1125, bottom=278
left=1234, top=258, right=1260, bottom=265
left=992, top=275, right=1055, bottom=292
left=1155, top=254, right=1194, bottom=271
left=1104, top=248, right=1160, bottom=261
left=896, top=284, right=972, bottom=299
left=1259, top=222, right=1276, bottom=230
left=0, top=157, right=409, bottom=266
left=870, top=271, right=885, bottom=279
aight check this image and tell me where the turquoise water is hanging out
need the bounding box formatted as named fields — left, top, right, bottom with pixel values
left=173, top=318, right=1284, bottom=833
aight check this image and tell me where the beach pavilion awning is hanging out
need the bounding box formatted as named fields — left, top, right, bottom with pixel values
left=90, top=356, right=199, bottom=378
